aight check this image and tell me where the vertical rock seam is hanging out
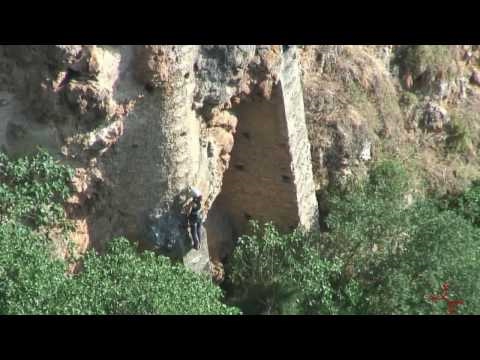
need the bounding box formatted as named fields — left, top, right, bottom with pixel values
left=279, top=46, right=320, bottom=232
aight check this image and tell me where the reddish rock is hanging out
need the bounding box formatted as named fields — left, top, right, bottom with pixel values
left=210, top=112, right=238, bottom=132
left=231, top=96, right=241, bottom=105
left=404, top=72, right=413, bottom=89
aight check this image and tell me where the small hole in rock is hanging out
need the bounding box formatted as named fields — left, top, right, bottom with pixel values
left=145, top=83, right=154, bottom=93
left=207, top=142, right=214, bottom=157
left=184, top=72, right=190, bottom=79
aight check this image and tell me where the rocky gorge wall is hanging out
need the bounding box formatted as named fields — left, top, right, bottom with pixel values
left=0, top=45, right=320, bottom=277
left=2, top=44, right=480, bottom=279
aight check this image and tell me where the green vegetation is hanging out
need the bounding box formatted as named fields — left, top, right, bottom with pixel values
left=226, top=160, right=480, bottom=314
left=225, top=221, right=356, bottom=315
left=0, top=151, right=74, bottom=230
left=2, top=150, right=479, bottom=315
left=446, top=119, right=471, bottom=153
left=60, top=237, right=239, bottom=315
left=445, top=106, right=480, bottom=155
left=441, top=181, right=480, bottom=227
left=346, top=81, right=379, bottom=128
left=397, top=45, right=455, bottom=82
left=0, top=151, right=239, bottom=315
left=0, top=231, right=239, bottom=314
left=399, top=91, right=419, bottom=108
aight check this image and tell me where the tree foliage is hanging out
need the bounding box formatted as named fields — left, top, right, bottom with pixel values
left=63, top=237, right=240, bottom=315
left=0, top=151, right=74, bottom=230
left=227, top=160, right=480, bottom=315
left=226, top=221, right=359, bottom=315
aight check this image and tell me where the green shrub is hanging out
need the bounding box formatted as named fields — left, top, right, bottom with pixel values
left=367, top=160, right=409, bottom=199
left=398, top=45, right=454, bottom=80
left=0, top=230, right=239, bottom=314
left=227, top=159, right=480, bottom=314
left=446, top=119, right=472, bottom=154
left=373, top=201, right=480, bottom=314
left=321, top=162, right=410, bottom=314
left=0, top=223, right=70, bottom=314
left=399, top=92, right=419, bottom=108
left=64, top=237, right=240, bottom=315
left=447, top=181, right=480, bottom=226
left=226, top=221, right=359, bottom=315
left=324, top=162, right=480, bottom=314
left=0, top=150, right=74, bottom=230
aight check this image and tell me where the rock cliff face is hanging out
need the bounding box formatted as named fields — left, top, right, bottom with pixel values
left=2, top=45, right=480, bottom=278
left=299, top=45, right=480, bottom=196
left=0, top=45, right=320, bottom=277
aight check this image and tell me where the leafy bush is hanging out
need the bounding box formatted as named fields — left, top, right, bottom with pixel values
left=324, top=161, right=480, bottom=314
left=442, top=181, right=480, bottom=226
left=226, top=221, right=359, bottom=315
left=0, top=230, right=239, bottom=314
left=64, top=237, right=240, bottom=315
left=0, top=223, right=70, bottom=314
left=375, top=201, right=480, bottom=314
left=226, top=159, right=480, bottom=315
left=446, top=119, right=472, bottom=154
left=399, top=91, right=419, bottom=108
left=0, top=150, right=74, bottom=230
left=367, top=160, right=409, bottom=199
left=320, top=161, right=410, bottom=313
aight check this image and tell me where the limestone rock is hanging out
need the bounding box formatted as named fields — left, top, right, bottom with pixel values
left=183, top=226, right=210, bottom=274
left=210, top=111, right=238, bottom=132
left=134, top=45, right=177, bottom=89
left=359, top=141, right=372, bottom=162
left=5, top=44, right=480, bottom=279
left=422, top=102, right=450, bottom=132
left=193, top=45, right=256, bottom=117
left=47, top=45, right=83, bottom=69
left=65, top=81, right=115, bottom=126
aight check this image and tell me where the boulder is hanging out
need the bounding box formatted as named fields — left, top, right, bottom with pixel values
left=422, top=102, right=450, bottom=131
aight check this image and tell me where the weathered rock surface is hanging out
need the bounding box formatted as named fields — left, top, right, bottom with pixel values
left=2, top=44, right=480, bottom=278
left=0, top=45, right=320, bottom=277
left=422, top=101, right=450, bottom=132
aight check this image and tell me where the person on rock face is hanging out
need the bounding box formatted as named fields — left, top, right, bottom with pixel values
left=187, top=188, right=204, bottom=250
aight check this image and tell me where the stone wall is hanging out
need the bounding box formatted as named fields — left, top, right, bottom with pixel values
left=206, top=89, right=301, bottom=261
left=205, top=47, right=320, bottom=264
